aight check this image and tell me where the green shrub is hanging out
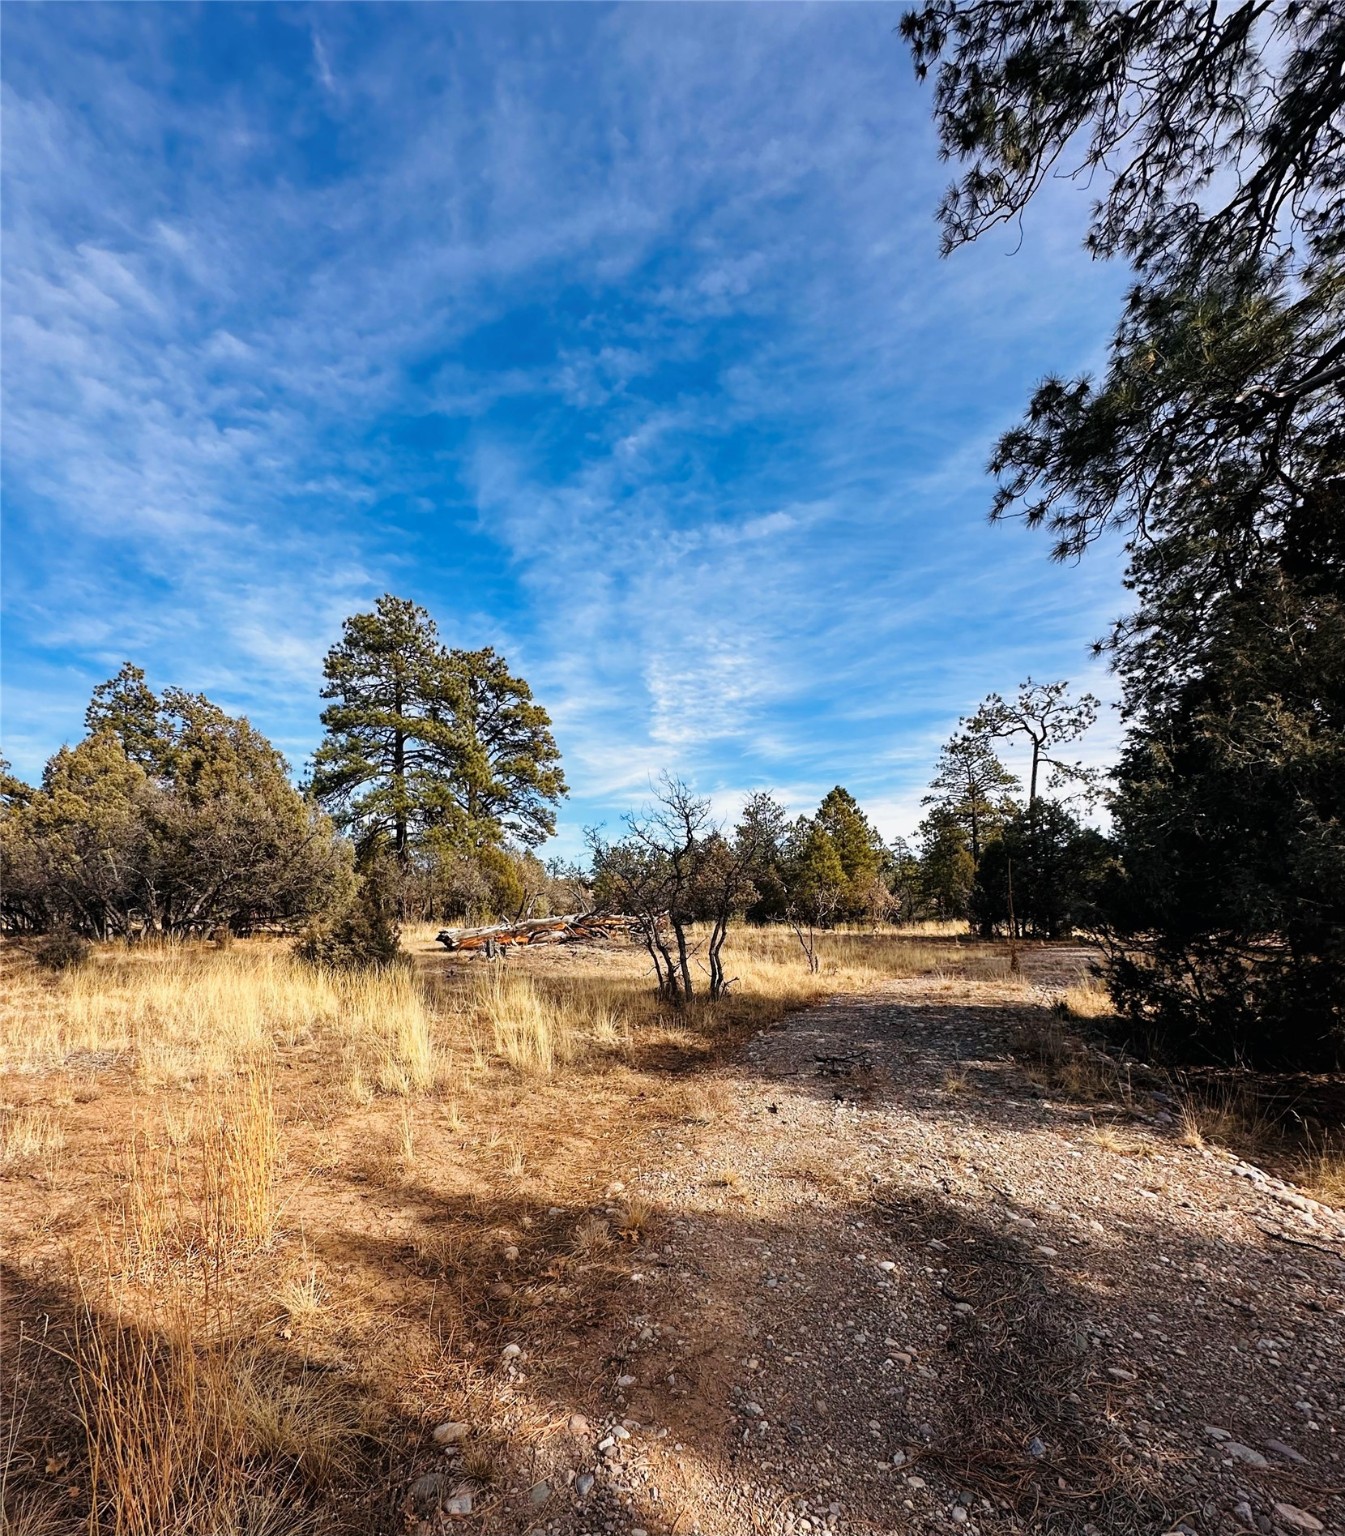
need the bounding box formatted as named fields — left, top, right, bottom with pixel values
left=297, top=860, right=403, bottom=970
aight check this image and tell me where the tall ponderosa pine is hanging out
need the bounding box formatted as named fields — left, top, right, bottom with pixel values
left=966, top=681, right=1098, bottom=807
left=903, top=0, right=1345, bottom=1065
left=312, top=596, right=464, bottom=861
left=312, top=596, right=567, bottom=862
left=449, top=647, right=567, bottom=847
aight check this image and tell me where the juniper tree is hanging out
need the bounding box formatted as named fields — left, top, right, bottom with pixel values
left=2, top=677, right=349, bottom=939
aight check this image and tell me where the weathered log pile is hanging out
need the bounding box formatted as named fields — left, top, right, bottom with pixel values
left=435, top=912, right=647, bottom=953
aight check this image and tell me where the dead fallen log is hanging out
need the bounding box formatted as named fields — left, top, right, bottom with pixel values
left=435, top=913, right=649, bottom=953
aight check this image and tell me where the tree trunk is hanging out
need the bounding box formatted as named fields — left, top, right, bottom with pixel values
left=393, top=726, right=408, bottom=860
left=708, top=914, right=729, bottom=1000
left=672, top=917, right=694, bottom=1005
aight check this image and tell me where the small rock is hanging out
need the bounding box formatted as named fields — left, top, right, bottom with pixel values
left=1272, top=1504, right=1323, bottom=1533
left=433, top=1422, right=469, bottom=1446
left=1263, top=1439, right=1308, bottom=1465
left=952, top=1302, right=973, bottom=1315
left=1107, top=1367, right=1137, bottom=1382
left=1204, top=1426, right=1231, bottom=1442
left=488, top=1281, right=513, bottom=1300
left=878, top=1260, right=897, bottom=1272
left=1028, top=1437, right=1046, bottom=1458
left=597, top=1436, right=615, bottom=1453
left=617, top=1374, right=637, bottom=1388
left=1034, top=1246, right=1058, bottom=1258
left=503, top=1244, right=519, bottom=1261
left=409, top=1473, right=448, bottom=1515
left=576, top=1472, right=595, bottom=1496
left=1272, top=1189, right=1312, bottom=1212
left=528, top=1481, right=550, bottom=1506
left=445, top=1492, right=472, bottom=1517
left=501, top=1343, right=522, bottom=1359
left=907, top=1476, right=927, bottom=1489
left=1233, top=1503, right=1255, bottom=1527
left=612, top=1424, right=631, bottom=1440
left=568, top=1413, right=590, bottom=1434
left=1224, top=1443, right=1270, bottom=1468
left=951, top=1509, right=968, bottom=1525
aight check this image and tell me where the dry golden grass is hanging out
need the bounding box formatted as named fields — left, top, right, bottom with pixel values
left=1295, top=1134, right=1345, bottom=1208
left=1088, top=1122, right=1150, bottom=1157
left=1011, top=1015, right=1135, bottom=1104
left=0, top=944, right=448, bottom=1096
left=1175, top=1082, right=1278, bottom=1158
left=69, top=1276, right=374, bottom=1536
left=614, top=1191, right=653, bottom=1238
left=0, top=1105, right=66, bottom=1175
left=1060, top=977, right=1115, bottom=1020
left=0, top=922, right=983, bottom=1529
left=571, top=1212, right=614, bottom=1258
left=199, top=1065, right=280, bottom=1251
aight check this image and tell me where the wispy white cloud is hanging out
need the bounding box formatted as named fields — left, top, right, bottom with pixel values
left=2, top=4, right=1132, bottom=852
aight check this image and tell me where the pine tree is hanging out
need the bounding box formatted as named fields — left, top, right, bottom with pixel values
left=311, top=595, right=468, bottom=862
left=445, top=647, right=567, bottom=848
left=923, top=731, right=1018, bottom=864
left=312, top=596, right=567, bottom=865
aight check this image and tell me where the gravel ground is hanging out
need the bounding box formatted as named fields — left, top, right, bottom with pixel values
left=414, top=964, right=1345, bottom=1536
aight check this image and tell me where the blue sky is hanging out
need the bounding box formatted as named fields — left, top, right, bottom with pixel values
left=1, top=3, right=1130, bottom=856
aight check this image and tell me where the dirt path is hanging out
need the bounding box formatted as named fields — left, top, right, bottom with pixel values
left=525, top=968, right=1345, bottom=1536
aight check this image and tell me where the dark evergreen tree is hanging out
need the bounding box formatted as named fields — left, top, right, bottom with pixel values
left=923, top=730, right=1018, bottom=863
left=973, top=802, right=1112, bottom=941
left=442, top=646, right=567, bottom=848
left=2, top=675, right=350, bottom=939
left=312, top=595, right=466, bottom=863
left=312, top=598, right=567, bottom=867
left=916, top=807, right=975, bottom=921
left=904, top=0, right=1345, bottom=1064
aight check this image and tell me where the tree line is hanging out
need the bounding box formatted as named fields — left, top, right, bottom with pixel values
left=0, top=592, right=1098, bottom=964
left=0, top=595, right=577, bottom=944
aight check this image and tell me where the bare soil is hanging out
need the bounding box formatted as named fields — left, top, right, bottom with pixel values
left=456, top=953, right=1345, bottom=1536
